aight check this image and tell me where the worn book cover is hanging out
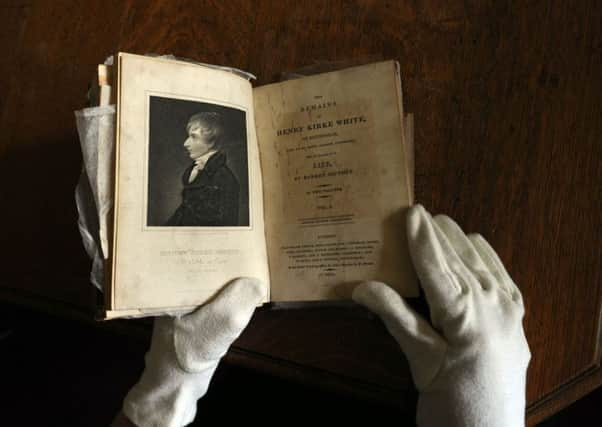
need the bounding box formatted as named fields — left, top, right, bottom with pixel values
left=106, top=53, right=416, bottom=318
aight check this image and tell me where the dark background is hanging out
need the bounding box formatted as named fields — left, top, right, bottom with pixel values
left=147, top=96, right=250, bottom=226
left=0, top=1, right=600, bottom=425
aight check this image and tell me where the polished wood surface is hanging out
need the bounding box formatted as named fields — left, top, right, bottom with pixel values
left=0, top=1, right=600, bottom=424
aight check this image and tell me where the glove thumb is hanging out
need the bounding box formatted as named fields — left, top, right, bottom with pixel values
left=352, top=281, right=447, bottom=389
left=173, top=277, right=265, bottom=372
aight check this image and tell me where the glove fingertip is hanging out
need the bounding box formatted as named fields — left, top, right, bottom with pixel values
left=352, top=281, right=394, bottom=307
left=406, top=204, right=427, bottom=238
left=352, top=281, right=411, bottom=323
left=226, top=276, right=266, bottom=306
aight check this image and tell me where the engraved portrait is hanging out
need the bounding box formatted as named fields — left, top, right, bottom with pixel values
left=147, top=96, right=249, bottom=227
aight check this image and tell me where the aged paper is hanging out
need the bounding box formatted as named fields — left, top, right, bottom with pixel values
left=254, top=61, right=417, bottom=301
left=404, top=113, right=415, bottom=202
left=111, top=53, right=269, bottom=313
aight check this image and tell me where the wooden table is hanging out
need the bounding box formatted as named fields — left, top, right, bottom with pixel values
left=0, top=2, right=600, bottom=424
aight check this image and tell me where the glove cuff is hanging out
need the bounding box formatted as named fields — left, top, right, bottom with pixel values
left=416, top=357, right=528, bottom=427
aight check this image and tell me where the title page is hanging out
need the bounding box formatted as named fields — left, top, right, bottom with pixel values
left=254, top=61, right=417, bottom=301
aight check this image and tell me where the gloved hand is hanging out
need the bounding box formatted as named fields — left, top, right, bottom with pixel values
left=122, top=277, right=264, bottom=427
left=353, top=204, right=531, bottom=427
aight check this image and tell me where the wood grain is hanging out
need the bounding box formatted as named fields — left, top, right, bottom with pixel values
left=0, top=1, right=600, bottom=424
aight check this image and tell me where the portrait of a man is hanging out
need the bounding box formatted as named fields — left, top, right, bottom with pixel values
left=146, top=96, right=249, bottom=227
left=165, top=112, right=239, bottom=226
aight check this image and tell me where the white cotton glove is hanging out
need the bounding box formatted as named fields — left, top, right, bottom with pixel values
left=122, top=277, right=264, bottom=427
left=353, top=204, right=531, bottom=427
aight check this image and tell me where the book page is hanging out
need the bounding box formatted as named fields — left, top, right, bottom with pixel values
left=254, top=61, right=417, bottom=301
left=111, top=53, right=269, bottom=314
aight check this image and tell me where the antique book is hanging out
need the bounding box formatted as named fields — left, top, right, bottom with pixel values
left=105, top=52, right=416, bottom=318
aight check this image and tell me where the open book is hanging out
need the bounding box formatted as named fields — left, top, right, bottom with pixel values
left=104, top=53, right=416, bottom=318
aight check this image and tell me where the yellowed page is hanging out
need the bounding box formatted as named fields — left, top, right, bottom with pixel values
left=254, top=61, right=417, bottom=301
left=404, top=113, right=415, bottom=203
left=111, top=53, right=269, bottom=314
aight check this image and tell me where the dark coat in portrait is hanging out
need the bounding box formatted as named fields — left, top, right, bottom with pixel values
left=166, top=151, right=240, bottom=226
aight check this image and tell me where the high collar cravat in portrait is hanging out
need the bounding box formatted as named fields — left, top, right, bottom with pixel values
left=188, top=150, right=218, bottom=183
